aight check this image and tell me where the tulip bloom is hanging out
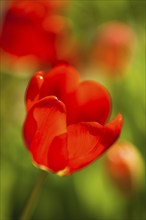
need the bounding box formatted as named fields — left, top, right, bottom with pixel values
left=0, top=1, right=77, bottom=67
left=105, top=141, right=145, bottom=194
left=4, top=0, right=69, bottom=15
left=23, top=64, right=123, bottom=175
left=91, top=22, right=135, bottom=75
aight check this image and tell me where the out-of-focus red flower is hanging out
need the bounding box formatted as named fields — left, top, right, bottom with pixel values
left=34, top=0, right=69, bottom=12
left=23, top=64, right=123, bottom=175
left=91, top=22, right=135, bottom=75
left=104, top=141, right=145, bottom=194
left=0, top=2, right=78, bottom=67
left=5, top=0, right=69, bottom=13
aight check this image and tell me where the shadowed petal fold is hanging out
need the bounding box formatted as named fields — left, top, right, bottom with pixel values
left=23, top=96, right=67, bottom=169
left=25, top=71, right=45, bottom=111
left=48, top=133, right=68, bottom=173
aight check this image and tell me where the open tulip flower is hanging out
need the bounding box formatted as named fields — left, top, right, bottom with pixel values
left=23, top=64, right=123, bottom=175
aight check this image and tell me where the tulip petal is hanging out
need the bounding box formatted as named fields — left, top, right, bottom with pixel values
left=48, top=114, right=123, bottom=175
left=48, top=133, right=68, bottom=173
left=23, top=96, right=67, bottom=169
left=101, top=113, right=123, bottom=147
left=25, top=71, right=45, bottom=111
left=67, top=80, right=111, bottom=125
left=23, top=107, right=37, bottom=147
left=39, top=64, right=80, bottom=102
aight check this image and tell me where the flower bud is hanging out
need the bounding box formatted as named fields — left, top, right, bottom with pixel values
left=104, top=141, right=145, bottom=194
left=91, top=22, right=136, bottom=76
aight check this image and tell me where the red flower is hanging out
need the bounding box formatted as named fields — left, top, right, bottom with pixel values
left=23, top=64, right=123, bottom=175
left=4, top=0, right=69, bottom=14
left=0, top=1, right=77, bottom=67
left=91, top=22, right=135, bottom=75
left=104, top=141, right=145, bottom=194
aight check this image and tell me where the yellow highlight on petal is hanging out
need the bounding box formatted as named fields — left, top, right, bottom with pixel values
left=57, top=167, right=70, bottom=176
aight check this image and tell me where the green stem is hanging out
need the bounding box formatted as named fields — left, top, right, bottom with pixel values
left=20, top=170, right=47, bottom=220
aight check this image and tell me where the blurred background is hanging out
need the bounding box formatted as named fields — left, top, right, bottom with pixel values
left=0, top=0, right=145, bottom=220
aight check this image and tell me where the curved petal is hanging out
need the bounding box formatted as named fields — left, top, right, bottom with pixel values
left=101, top=113, right=123, bottom=147
left=23, top=107, right=37, bottom=148
left=48, top=133, right=68, bottom=173
left=66, top=80, right=111, bottom=125
left=23, top=96, right=67, bottom=168
left=48, top=114, right=123, bottom=175
left=25, top=71, right=45, bottom=111
left=39, top=64, right=80, bottom=102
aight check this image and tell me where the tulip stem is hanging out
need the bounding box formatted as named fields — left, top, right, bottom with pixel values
left=20, top=170, right=47, bottom=220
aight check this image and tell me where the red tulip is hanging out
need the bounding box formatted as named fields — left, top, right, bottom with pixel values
left=5, top=0, right=69, bottom=14
left=91, top=22, right=135, bottom=75
left=0, top=2, right=77, bottom=67
left=105, top=141, right=145, bottom=194
left=23, top=64, right=123, bottom=175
